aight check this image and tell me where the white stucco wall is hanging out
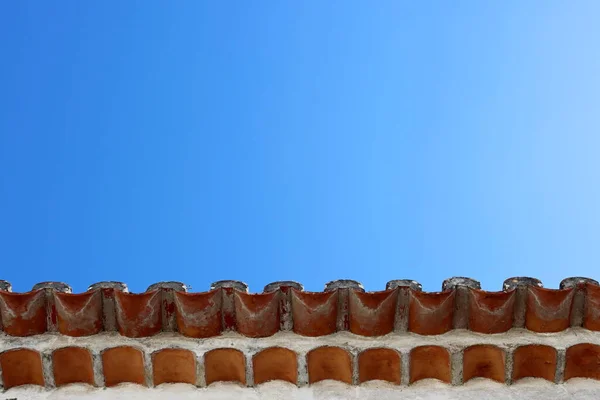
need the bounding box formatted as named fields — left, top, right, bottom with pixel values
left=4, top=379, right=600, bottom=400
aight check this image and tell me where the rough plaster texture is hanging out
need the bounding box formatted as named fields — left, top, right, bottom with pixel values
left=4, top=327, right=600, bottom=356
left=3, top=380, right=600, bottom=400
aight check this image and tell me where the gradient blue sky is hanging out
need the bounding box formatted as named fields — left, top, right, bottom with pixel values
left=1, top=2, right=599, bottom=293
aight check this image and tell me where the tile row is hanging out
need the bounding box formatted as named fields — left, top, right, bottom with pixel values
left=1, top=277, right=600, bottom=337
left=4, top=276, right=598, bottom=295
left=2, top=343, right=600, bottom=390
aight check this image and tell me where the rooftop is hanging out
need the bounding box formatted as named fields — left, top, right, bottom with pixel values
left=1, top=276, right=600, bottom=397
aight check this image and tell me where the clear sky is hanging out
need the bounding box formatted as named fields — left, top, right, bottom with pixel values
left=1, top=2, right=599, bottom=293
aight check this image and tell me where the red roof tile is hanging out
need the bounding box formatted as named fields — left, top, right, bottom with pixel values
left=204, top=348, right=246, bottom=385
left=0, top=348, right=44, bottom=389
left=152, top=348, right=196, bottom=386
left=307, top=346, right=352, bottom=384
left=52, top=347, right=95, bottom=386
left=409, top=345, right=451, bottom=384
left=565, top=343, right=600, bottom=381
left=102, top=346, right=146, bottom=387
left=1, top=277, right=599, bottom=338
left=253, top=347, right=297, bottom=385
left=0, top=277, right=600, bottom=390
left=463, top=345, right=505, bottom=383
left=358, top=348, right=401, bottom=384
left=512, top=344, right=557, bottom=382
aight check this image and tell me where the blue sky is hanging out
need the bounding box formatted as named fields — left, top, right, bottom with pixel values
left=1, top=2, right=599, bottom=293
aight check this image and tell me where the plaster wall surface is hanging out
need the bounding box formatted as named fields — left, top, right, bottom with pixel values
left=4, top=380, right=600, bottom=400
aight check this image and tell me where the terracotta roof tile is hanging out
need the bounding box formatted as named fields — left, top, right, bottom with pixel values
left=0, top=291, right=47, bottom=336
left=358, top=348, right=401, bottom=384
left=152, top=348, right=196, bottom=386
left=468, top=289, right=515, bottom=333
left=349, top=290, right=396, bottom=336
left=102, top=346, right=146, bottom=387
left=408, top=290, right=455, bottom=335
left=54, top=291, right=103, bottom=336
left=409, top=345, right=451, bottom=384
left=252, top=347, right=297, bottom=385
left=174, top=290, right=222, bottom=338
left=1, top=277, right=600, bottom=391
left=0, top=348, right=44, bottom=389
left=204, top=348, right=246, bottom=385
left=0, top=277, right=599, bottom=338
left=114, top=291, right=162, bottom=338
left=307, top=346, right=352, bottom=384
left=565, top=343, right=600, bottom=381
left=525, top=286, right=574, bottom=333
left=52, top=347, right=94, bottom=386
left=584, top=283, right=600, bottom=331
left=291, top=290, right=338, bottom=336
left=462, top=345, right=505, bottom=383
left=234, top=291, right=280, bottom=338
left=512, top=344, right=556, bottom=382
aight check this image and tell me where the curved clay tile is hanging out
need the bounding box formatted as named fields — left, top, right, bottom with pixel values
left=584, top=283, right=600, bottom=331
left=307, top=346, right=352, bottom=384
left=0, top=348, right=44, bottom=389
left=565, top=343, right=600, bottom=380
left=114, top=291, right=162, bottom=337
left=52, top=347, right=94, bottom=386
left=204, top=348, right=246, bottom=385
left=174, top=290, right=222, bottom=338
left=349, top=289, right=396, bottom=337
left=234, top=291, right=280, bottom=338
left=54, top=291, right=103, bottom=336
left=253, top=347, right=298, bottom=385
left=463, top=345, right=505, bottom=383
left=409, top=290, right=455, bottom=335
left=525, top=286, right=574, bottom=333
left=291, top=290, right=338, bottom=336
left=0, top=290, right=47, bottom=336
left=358, top=348, right=401, bottom=384
left=102, top=346, right=145, bottom=387
left=468, top=289, right=515, bottom=333
left=409, top=346, right=451, bottom=384
left=512, top=344, right=556, bottom=382
left=152, top=348, right=196, bottom=385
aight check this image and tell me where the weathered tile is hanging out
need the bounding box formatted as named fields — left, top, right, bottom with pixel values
left=584, top=283, right=600, bottom=331
left=53, top=347, right=94, bottom=386
left=409, top=346, right=451, bottom=384
left=307, top=346, right=352, bottom=384
left=114, top=291, right=162, bottom=337
left=234, top=291, right=280, bottom=338
left=512, top=345, right=556, bottom=382
left=102, top=346, right=145, bottom=387
left=565, top=343, right=600, bottom=380
left=463, top=345, right=505, bottom=383
left=204, top=348, right=246, bottom=385
left=358, top=348, right=401, bottom=384
left=525, top=286, right=574, bottom=333
left=291, top=290, right=338, bottom=336
left=0, top=348, right=44, bottom=388
left=153, top=348, right=196, bottom=385
left=0, top=291, right=47, bottom=336
left=54, top=291, right=103, bottom=336
left=174, top=290, right=222, bottom=338
left=253, top=347, right=298, bottom=385
left=409, top=290, right=455, bottom=335
left=349, top=289, right=396, bottom=336
left=468, top=289, right=515, bottom=333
